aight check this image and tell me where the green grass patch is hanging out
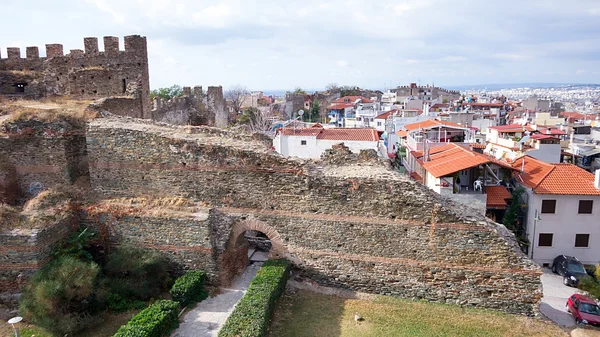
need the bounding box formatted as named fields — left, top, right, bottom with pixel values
left=267, top=289, right=567, bottom=337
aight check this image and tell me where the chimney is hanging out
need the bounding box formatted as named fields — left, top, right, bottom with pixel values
left=595, top=169, right=600, bottom=190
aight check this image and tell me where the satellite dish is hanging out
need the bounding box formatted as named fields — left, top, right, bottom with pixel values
left=8, top=317, right=22, bottom=324
left=298, top=109, right=304, bottom=116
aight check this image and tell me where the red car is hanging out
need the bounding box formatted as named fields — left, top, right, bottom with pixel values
left=566, top=294, right=600, bottom=325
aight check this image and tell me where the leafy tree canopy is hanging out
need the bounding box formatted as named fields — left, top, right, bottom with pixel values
left=150, top=85, right=184, bottom=100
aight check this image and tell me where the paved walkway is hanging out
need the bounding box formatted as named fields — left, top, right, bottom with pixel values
left=172, top=263, right=260, bottom=337
left=539, top=268, right=580, bottom=328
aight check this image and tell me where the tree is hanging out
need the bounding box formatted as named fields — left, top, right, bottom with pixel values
left=303, top=99, right=321, bottom=123
left=292, top=87, right=307, bottom=95
left=150, top=85, right=183, bottom=100
left=503, top=187, right=525, bottom=231
left=340, top=85, right=360, bottom=97
left=224, top=85, right=250, bottom=113
left=325, top=83, right=339, bottom=92
left=238, top=107, right=274, bottom=133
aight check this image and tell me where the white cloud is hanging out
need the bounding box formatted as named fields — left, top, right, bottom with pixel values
left=336, top=60, right=350, bottom=68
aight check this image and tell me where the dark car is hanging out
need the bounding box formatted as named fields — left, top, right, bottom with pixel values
left=552, top=255, right=588, bottom=286
left=567, top=294, right=600, bottom=325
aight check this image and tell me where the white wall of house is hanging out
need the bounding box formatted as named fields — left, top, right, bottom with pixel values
left=525, top=144, right=562, bottom=163
left=425, top=172, right=453, bottom=195
left=524, top=190, right=600, bottom=265
left=273, top=135, right=380, bottom=159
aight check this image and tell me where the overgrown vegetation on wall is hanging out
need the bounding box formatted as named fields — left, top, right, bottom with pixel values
left=19, top=229, right=171, bottom=336
left=219, top=259, right=291, bottom=337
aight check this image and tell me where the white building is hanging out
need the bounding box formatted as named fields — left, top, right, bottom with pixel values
left=273, top=127, right=381, bottom=159
left=514, top=156, right=600, bottom=265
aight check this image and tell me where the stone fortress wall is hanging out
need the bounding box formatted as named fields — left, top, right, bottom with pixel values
left=82, top=117, right=542, bottom=315
left=0, top=35, right=151, bottom=118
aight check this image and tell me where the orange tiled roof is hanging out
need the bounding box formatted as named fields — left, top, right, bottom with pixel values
left=331, top=96, right=373, bottom=104
left=486, top=186, right=512, bottom=209
left=396, top=130, right=408, bottom=137
left=375, top=110, right=397, bottom=119
left=329, top=103, right=354, bottom=110
left=404, top=119, right=468, bottom=131
left=513, top=156, right=600, bottom=195
left=410, top=172, right=423, bottom=183
left=316, top=128, right=379, bottom=141
left=470, top=143, right=487, bottom=149
left=422, top=144, right=490, bottom=178
left=280, top=128, right=379, bottom=141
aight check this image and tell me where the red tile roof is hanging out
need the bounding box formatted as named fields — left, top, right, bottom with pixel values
left=512, top=156, right=600, bottom=195
left=486, top=186, right=512, bottom=209
left=316, top=128, right=379, bottom=141
left=536, top=127, right=567, bottom=136
left=560, top=112, right=585, bottom=119
left=404, top=119, right=468, bottom=131
left=410, top=172, right=423, bottom=183
left=279, top=128, right=379, bottom=141
left=331, top=96, right=373, bottom=104
left=375, top=110, right=397, bottom=120
left=489, top=124, right=529, bottom=132
left=420, top=144, right=512, bottom=178
left=530, top=134, right=557, bottom=141
left=470, top=143, right=487, bottom=149
left=329, top=103, right=354, bottom=110
left=396, top=130, right=408, bottom=138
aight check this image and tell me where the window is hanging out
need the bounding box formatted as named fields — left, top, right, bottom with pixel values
left=377, top=121, right=382, bottom=126
left=578, top=200, right=593, bottom=214
left=14, top=82, right=27, bottom=93
left=541, top=200, right=556, bottom=214
left=575, top=234, right=590, bottom=248
left=538, top=233, right=553, bottom=247
left=300, top=140, right=307, bottom=145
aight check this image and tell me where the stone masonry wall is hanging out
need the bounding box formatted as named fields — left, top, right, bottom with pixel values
left=0, top=35, right=151, bottom=118
left=0, top=120, right=88, bottom=202
left=85, top=117, right=542, bottom=315
left=0, top=220, right=73, bottom=292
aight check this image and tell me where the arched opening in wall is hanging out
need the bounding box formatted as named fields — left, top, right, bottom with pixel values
left=220, top=220, right=287, bottom=286
left=242, top=230, right=272, bottom=263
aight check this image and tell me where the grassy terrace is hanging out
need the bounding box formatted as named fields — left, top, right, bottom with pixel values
left=268, top=289, right=567, bottom=337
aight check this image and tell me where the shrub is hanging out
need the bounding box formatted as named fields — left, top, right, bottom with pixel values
left=106, top=293, right=146, bottom=313
left=219, top=259, right=291, bottom=337
left=113, top=300, right=180, bottom=337
left=170, top=270, right=208, bottom=306
left=20, top=256, right=100, bottom=336
left=579, top=275, right=600, bottom=300
left=103, top=245, right=170, bottom=300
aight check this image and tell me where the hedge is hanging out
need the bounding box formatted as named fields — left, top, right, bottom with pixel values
left=219, top=259, right=291, bottom=337
left=113, top=300, right=180, bottom=337
left=170, top=270, right=208, bottom=306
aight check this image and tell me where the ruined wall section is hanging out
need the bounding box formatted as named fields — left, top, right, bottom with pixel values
left=151, top=86, right=211, bottom=125
left=207, top=86, right=227, bottom=128
left=1, top=36, right=150, bottom=118
left=0, top=120, right=88, bottom=201
left=0, top=220, right=72, bottom=292
left=85, top=118, right=542, bottom=314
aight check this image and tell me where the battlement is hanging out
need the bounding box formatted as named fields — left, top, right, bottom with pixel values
left=0, top=35, right=147, bottom=61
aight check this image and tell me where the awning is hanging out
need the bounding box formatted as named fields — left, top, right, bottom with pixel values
left=581, top=149, right=600, bottom=157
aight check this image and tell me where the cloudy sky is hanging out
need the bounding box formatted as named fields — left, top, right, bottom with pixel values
left=1, top=0, right=599, bottom=91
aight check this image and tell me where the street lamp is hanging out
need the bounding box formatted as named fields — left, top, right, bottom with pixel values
left=8, top=317, right=22, bottom=337
left=530, top=209, right=542, bottom=260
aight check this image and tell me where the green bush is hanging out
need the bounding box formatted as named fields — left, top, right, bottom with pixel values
left=579, top=275, right=600, bottom=299
left=219, top=259, right=291, bottom=337
left=103, top=245, right=170, bottom=300
left=106, top=293, right=146, bottom=313
left=20, top=256, right=100, bottom=336
left=113, top=300, right=180, bottom=337
left=170, top=270, right=208, bottom=306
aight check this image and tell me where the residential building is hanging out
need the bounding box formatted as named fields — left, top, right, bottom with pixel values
left=273, top=126, right=380, bottom=159
left=327, top=96, right=375, bottom=128
left=381, top=91, right=398, bottom=104
left=383, top=109, right=433, bottom=155
left=513, top=156, right=600, bottom=265
left=484, top=124, right=564, bottom=163
left=241, top=91, right=264, bottom=109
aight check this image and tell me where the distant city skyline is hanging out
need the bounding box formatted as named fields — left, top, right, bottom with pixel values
left=2, top=0, right=600, bottom=90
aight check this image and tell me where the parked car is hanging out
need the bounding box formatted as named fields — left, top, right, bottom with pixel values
left=566, top=294, right=600, bottom=325
left=552, top=255, right=588, bottom=286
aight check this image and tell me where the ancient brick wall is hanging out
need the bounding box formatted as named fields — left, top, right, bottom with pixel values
left=0, top=120, right=88, bottom=201
left=0, top=35, right=151, bottom=118
left=84, top=117, right=542, bottom=315
left=151, top=86, right=212, bottom=125
left=0, top=220, right=73, bottom=292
